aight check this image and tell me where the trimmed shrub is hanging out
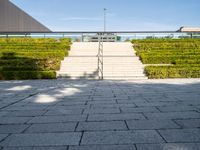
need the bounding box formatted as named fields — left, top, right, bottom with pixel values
left=145, top=66, right=200, bottom=79
left=0, top=71, right=56, bottom=80
left=132, top=39, right=200, bottom=78
left=0, top=38, right=71, bottom=80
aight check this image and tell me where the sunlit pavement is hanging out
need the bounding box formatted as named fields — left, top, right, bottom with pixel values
left=0, top=79, right=200, bottom=150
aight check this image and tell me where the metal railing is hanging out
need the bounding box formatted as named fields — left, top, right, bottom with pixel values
left=1, top=31, right=200, bottom=41
left=97, top=33, right=104, bottom=80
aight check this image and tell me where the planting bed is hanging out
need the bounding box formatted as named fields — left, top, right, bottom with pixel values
left=132, top=39, right=200, bottom=78
left=0, top=38, right=71, bottom=80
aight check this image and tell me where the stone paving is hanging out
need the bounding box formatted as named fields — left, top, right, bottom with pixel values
left=0, top=79, right=200, bottom=150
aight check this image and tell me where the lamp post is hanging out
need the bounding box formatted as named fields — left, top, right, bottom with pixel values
left=104, top=8, right=107, bottom=32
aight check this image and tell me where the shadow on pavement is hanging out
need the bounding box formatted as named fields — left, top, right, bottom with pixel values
left=0, top=79, right=200, bottom=149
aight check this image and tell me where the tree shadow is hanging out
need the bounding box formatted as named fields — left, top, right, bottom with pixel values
left=0, top=79, right=200, bottom=149
left=0, top=79, right=200, bottom=110
left=58, top=69, right=99, bottom=79
left=0, top=52, right=57, bottom=80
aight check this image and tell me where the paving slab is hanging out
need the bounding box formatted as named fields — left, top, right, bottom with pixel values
left=0, top=134, right=8, bottom=142
left=158, top=129, right=200, bottom=142
left=2, top=147, right=67, bottom=150
left=174, top=119, right=200, bottom=128
left=28, top=115, right=87, bottom=124
left=126, top=120, right=180, bottom=130
left=0, top=133, right=81, bottom=146
left=83, top=108, right=120, bottom=114
left=3, top=110, right=46, bottom=117
left=0, top=112, right=8, bottom=117
left=157, top=105, right=198, bottom=112
left=0, top=125, right=29, bottom=134
left=121, top=106, right=160, bottom=113
left=76, top=121, right=127, bottom=131
left=117, top=100, right=145, bottom=104
left=87, top=100, right=117, bottom=105
left=88, top=113, right=145, bottom=121
left=55, top=101, right=86, bottom=106
left=69, top=145, right=136, bottom=150
left=81, top=130, right=164, bottom=145
left=0, top=79, right=200, bottom=148
left=44, top=109, right=83, bottom=116
left=25, top=123, right=77, bottom=133
left=3, top=106, right=48, bottom=111
left=134, top=101, right=180, bottom=107
left=91, top=103, right=137, bottom=108
left=144, top=111, right=200, bottom=120
left=136, top=143, right=200, bottom=150
left=0, top=117, right=32, bottom=124
left=51, top=105, right=89, bottom=110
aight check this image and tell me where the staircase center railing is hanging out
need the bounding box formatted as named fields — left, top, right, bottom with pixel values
left=97, top=33, right=104, bottom=80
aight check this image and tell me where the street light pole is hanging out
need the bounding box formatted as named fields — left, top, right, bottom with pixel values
left=104, top=8, right=107, bottom=32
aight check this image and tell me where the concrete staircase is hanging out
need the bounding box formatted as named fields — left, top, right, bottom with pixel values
left=57, top=42, right=99, bottom=79
left=57, top=42, right=147, bottom=79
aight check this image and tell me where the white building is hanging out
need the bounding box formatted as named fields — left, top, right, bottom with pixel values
left=179, top=27, right=200, bottom=32
left=83, top=34, right=117, bottom=42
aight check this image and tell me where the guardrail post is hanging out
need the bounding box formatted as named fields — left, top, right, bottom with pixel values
left=98, top=32, right=104, bottom=80
left=81, top=33, right=84, bottom=42
left=191, top=33, right=193, bottom=38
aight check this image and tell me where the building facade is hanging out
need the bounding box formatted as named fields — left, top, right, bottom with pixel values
left=83, top=34, right=118, bottom=42
left=179, top=27, right=200, bottom=32
left=0, top=0, right=51, bottom=32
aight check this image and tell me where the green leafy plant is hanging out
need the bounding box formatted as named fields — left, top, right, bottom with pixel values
left=132, top=39, right=200, bottom=78
left=0, top=38, right=71, bottom=80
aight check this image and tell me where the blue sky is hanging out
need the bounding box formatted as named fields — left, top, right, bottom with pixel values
left=11, top=0, right=200, bottom=31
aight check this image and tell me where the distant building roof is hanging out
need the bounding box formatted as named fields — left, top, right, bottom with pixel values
left=179, top=27, right=200, bottom=32
left=0, top=0, right=51, bottom=32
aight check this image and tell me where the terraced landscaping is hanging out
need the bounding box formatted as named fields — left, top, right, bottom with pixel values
left=132, top=39, right=200, bottom=78
left=0, top=38, right=71, bottom=80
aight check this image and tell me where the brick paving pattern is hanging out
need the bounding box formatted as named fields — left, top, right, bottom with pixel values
left=0, top=79, right=200, bottom=150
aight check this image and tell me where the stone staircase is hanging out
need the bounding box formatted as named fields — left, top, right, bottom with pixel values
left=57, top=42, right=147, bottom=79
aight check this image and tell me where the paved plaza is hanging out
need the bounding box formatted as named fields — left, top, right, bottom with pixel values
left=0, top=79, right=200, bottom=150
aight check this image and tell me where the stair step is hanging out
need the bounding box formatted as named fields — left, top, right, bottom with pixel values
left=103, top=76, right=148, bottom=80
left=57, top=42, right=147, bottom=80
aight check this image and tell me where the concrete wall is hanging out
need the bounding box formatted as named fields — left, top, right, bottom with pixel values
left=0, top=0, right=51, bottom=32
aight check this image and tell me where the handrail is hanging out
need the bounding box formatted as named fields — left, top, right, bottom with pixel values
left=1, top=31, right=199, bottom=41
left=97, top=33, right=104, bottom=80
left=1, top=31, right=200, bottom=34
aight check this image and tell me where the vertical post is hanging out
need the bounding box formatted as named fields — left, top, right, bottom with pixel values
left=97, top=33, right=104, bottom=80
left=104, top=8, right=107, bottom=32
left=98, top=33, right=100, bottom=79
left=102, top=33, right=104, bottom=80
left=81, top=33, right=84, bottom=42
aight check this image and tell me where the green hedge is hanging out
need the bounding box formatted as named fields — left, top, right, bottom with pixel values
left=0, top=51, right=67, bottom=59
left=0, top=38, right=71, bottom=80
left=0, top=59, right=61, bottom=71
left=140, top=54, right=200, bottom=64
left=0, top=71, right=56, bottom=80
left=132, top=39, right=200, bottom=50
left=132, top=39, right=200, bottom=78
left=145, top=66, right=200, bottom=79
